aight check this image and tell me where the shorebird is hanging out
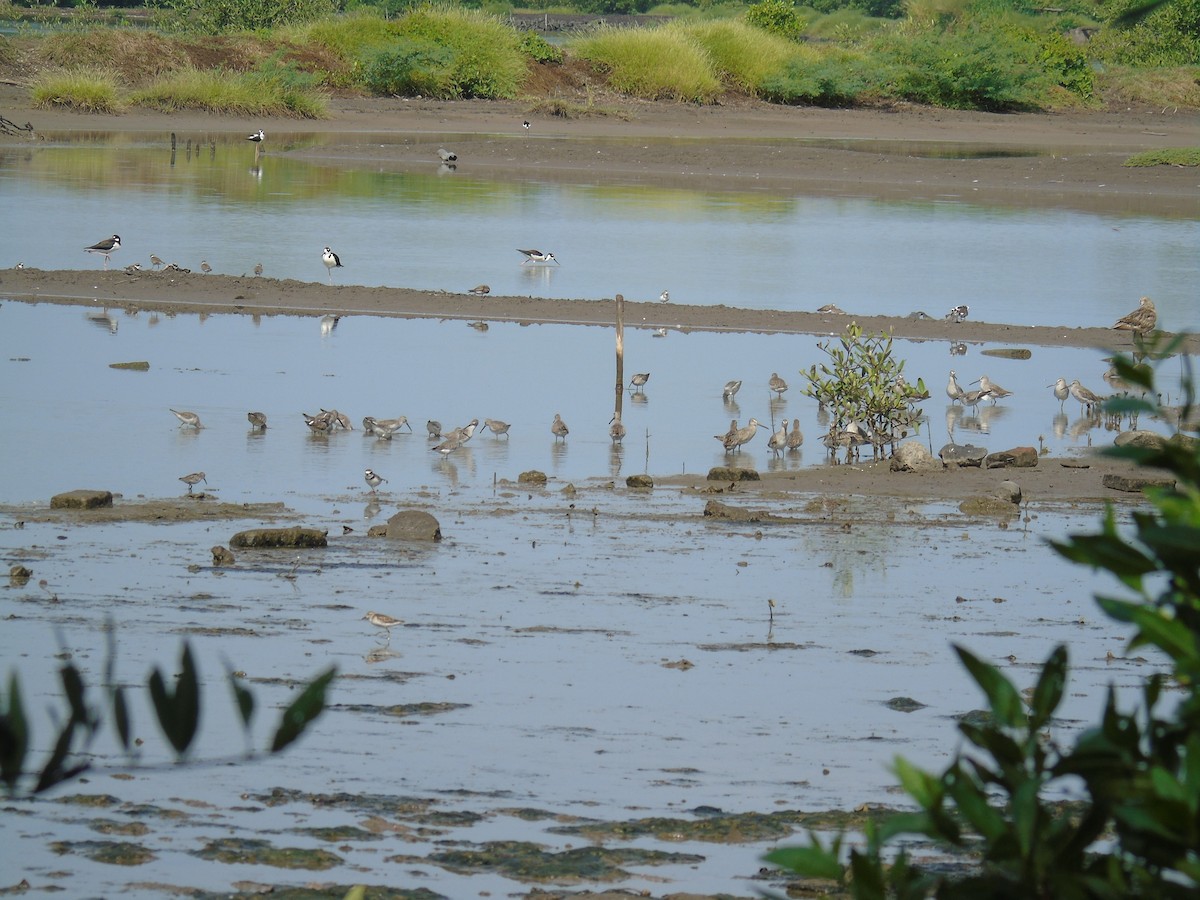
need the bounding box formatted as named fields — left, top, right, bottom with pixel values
left=150, top=255, right=165, bottom=269
left=522, top=120, right=531, bottom=129
left=200, top=260, right=212, bottom=275
left=786, top=418, right=804, bottom=451
left=483, top=418, right=511, bottom=439
left=247, top=411, right=268, bottom=430
left=551, top=413, right=569, bottom=442
left=437, top=147, right=457, bottom=163
left=1112, top=296, right=1156, bottom=335
left=609, top=411, right=626, bottom=444
left=85, top=234, right=120, bottom=269
left=1048, top=377, right=1070, bottom=410
left=170, top=408, right=201, bottom=428
left=946, top=370, right=965, bottom=405
left=1069, top=379, right=1104, bottom=413
left=365, top=416, right=411, bottom=439
left=659, top=290, right=670, bottom=303
left=303, top=411, right=336, bottom=433
left=322, top=246, right=343, bottom=283
left=363, top=468, right=387, bottom=493
left=629, top=372, right=650, bottom=393
left=123, top=263, right=142, bottom=275
left=715, top=419, right=738, bottom=445
left=722, top=380, right=742, bottom=400
left=431, top=437, right=461, bottom=458
left=320, top=408, right=352, bottom=431
left=767, top=419, right=788, bottom=456
left=945, top=304, right=970, bottom=323
left=769, top=372, right=788, bottom=398
left=469, top=284, right=490, bottom=295
left=517, top=248, right=558, bottom=265
left=725, top=418, right=762, bottom=453
left=443, top=418, right=479, bottom=445
left=426, top=419, right=442, bottom=439
left=320, top=314, right=341, bottom=335
left=652, top=327, right=668, bottom=338
left=247, top=130, right=265, bottom=143
left=253, top=262, right=263, bottom=277
left=179, top=471, right=206, bottom=493
left=363, top=611, right=402, bottom=642
left=960, top=389, right=989, bottom=411
left=816, top=303, right=846, bottom=314
left=973, top=375, right=1012, bottom=404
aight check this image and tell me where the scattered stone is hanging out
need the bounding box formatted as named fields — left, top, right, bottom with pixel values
left=229, top=526, right=327, bottom=549
left=993, top=480, right=1022, bottom=505
left=384, top=509, right=441, bottom=542
left=939, top=443, right=987, bottom=467
left=890, top=441, right=939, bottom=473
left=1168, top=433, right=1200, bottom=454
left=959, top=496, right=1020, bottom=517
left=703, top=500, right=773, bottom=522
left=366, top=524, right=387, bottom=537
left=1114, top=430, right=1167, bottom=450
left=706, top=466, right=760, bottom=481
left=1060, top=459, right=1090, bottom=468
left=981, top=348, right=1032, bottom=359
left=885, top=697, right=927, bottom=713
left=51, top=489, right=113, bottom=509
left=108, top=361, right=150, bottom=371
left=561, top=483, right=577, bottom=498
left=9, top=564, right=32, bottom=585
left=1102, top=473, right=1176, bottom=493
left=211, top=546, right=236, bottom=566
left=518, top=469, right=547, bottom=486
left=626, top=474, right=654, bottom=488
left=986, top=446, right=1038, bottom=468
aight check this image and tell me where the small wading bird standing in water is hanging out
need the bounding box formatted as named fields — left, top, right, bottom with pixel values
left=363, top=611, right=403, bottom=642
left=517, top=248, right=558, bottom=265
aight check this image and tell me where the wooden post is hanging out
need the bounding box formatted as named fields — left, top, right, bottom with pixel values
left=614, top=293, right=625, bottom=419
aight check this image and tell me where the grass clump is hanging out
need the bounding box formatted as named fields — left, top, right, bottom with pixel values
left=131, top=61, right=328, bottom=117
left=32, top=68, right=125, bottom=113
left=31, top=28, right=189, bottom=83
left=1123, top=147, right=1200, bottom=167
left=760, top=44, right=883, bottom=106
left=1096, top=65, right=1200, bottom=110
left=678, top=19, right=796, bottom=94
left=572, top=25, right=721, bottom=103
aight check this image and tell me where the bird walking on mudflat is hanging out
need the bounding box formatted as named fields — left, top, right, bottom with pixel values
left=364, top=468, right=387, bottom=493
left=85, top=234, right=121, bottom=269
left=945, top=304, right=969, bottom=323
left=363, top=611, right=403, bottom=642
left=1112, top=296, right=1156, bottom=335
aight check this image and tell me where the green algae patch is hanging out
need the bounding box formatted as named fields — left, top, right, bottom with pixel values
left=333, top=701, right=469, bottom=718
left=403, top=840, right=704, bottom=883
left=294, top=825, right=385, bottom=843
left=193, top=837, right=342, bottom=870
left=51, top=839, right=155, bottom=865
left=55, top=793, right=120, bottom=807
left=109, top=360, right=150, bottom=371
left=186, top=887, right=444, bottom=900
left=89, top=818, right=151, bottom=836
left=555, top=809, right=864, bottom=844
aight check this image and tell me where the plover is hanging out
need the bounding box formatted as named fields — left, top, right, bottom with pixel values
left=200, top=260, right=212, bottom=275
left=170, top=408, right=202, bottom=428
left=179, top=471, right=206, bottom=493
left=247, top=411, right=268, bottom=430
left=609, top=411, right=626, bottom=444
left=363, top=610, right=403, bottom=642
left=253, top=262, right=263, bottom=277
left=469, top=284, right=490, bottom=295
left=517, top=248, right=558, bottom=265
left=150, top=255, right=165, bottom=269
left=629, top=372, right=650, bottom=393
left=1112, top=296, right=1156, bottom=335
left=247, top=130, right=265, bottom=143
left=85, top=234, right=121, bottom=269
left=769, top=372, right=788, bottom=398
left=945, top=304, right=970, bottom=323
left=551, top=413, right=569, bottom=442
left=123, top=263, right=142, bottom=275
left=363, top=468, right=387, bottom=493
left=322, top=247, right=343, bottom=283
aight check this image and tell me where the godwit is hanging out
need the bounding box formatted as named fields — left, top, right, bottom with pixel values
left=170, top=409, right=202, bottom=428
left=769, top=373, right=788, bottom=398
left=551, top=413, right=569, bottom=442
left=767, top=419, right=788, bottom=456
left=786, top=419, right=804, bottom=451
left=714, top=419, right=738, bottom=445
left=725, top=418, right=762, bottom=453
left=1112, top=296, right=1156, bottom=335
left=609, top=411, right=626, bottom=444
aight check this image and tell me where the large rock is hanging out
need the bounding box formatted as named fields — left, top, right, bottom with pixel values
left=959, top=497, right=1020, bottom=517
left=890, top=441, right=939, bottom=473
left=51, top=489, right=113, bottom=509
left=626, top=474, right=654, bottom=488
left=384, top=509, right=442, bottom=542
left=704, top=500, right=769, bottom=522
left=706, top=466, right=760, bottom=481
left=518, top=470, right=548, bottom=485
left=939, top=443, right=987, bottom=467
left=1114, top=431, right=1167, bottom=450
left=229, top=526, right=327, bottom=549
left=986, top=446, right=1039, bottom=468
left=1102, top=473, right=1175, bottom=493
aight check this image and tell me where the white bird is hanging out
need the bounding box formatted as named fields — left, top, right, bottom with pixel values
left=659, top=290, right=670, bottom=303
left=85, top=234, right=120, bottom=269
left=517, top=248, right=558, bottom=265
left=322, top=247, right=343, bottom=283
left=437, top=148, right=457, bottom=163
left=247, top=130, right=265, bottom=143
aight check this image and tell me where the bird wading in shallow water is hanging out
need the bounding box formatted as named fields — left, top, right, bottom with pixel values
left=170, top=409, right=201, bottom=428
left=551, top=413, right=569, bottom=442
left=322, top=247, right=343, bottom=283
left=629, top=372, right=650, bottom=393
left=1048, top=377, right=1070, bottom=411
left=247, top=130, right=265, bottom=143
left=179, top=471, right=206, bottom=493
left=247, top=411, right=268, bottom=430
left=85, top=234, right=120, bottom=269
left=363, top=468, right=387, bottom=493
left=609, top=411, right=626, bottom=444
left=363, top=611, right=403, bottom=642
left=517, top=248, right=558, bottom=265
left=769, top=372, right=788, bottom=398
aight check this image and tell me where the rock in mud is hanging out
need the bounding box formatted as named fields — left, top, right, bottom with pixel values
left=939, top=443, right=987, bottom=467
left=10, top=564, right=32, bottom=585
left=1169, top=433, right=1200, bottom=454
left=518, top=469, right=548, bottom=485
left=986, top=446, right=1038, bottom=468
left=626, top=474, right=654, bottom=488
left=1102, top=473, right=1176, bottom=493
left=1113, top=430, right=1167, bottom=450
left=211, top=545, right=236, bottom=566
left=229, top=526, right=327, bottom=549
left=50, top=489, right=113, bottom=509
left=706, top=466, right=760, bottom=481
left=885, top=696, right=927, bottom=712
left=993, top=480, right=1022, bottom=505
left=959, top=496, right=1020, bottom=517
left=108, top=361, right=150, bottom=371
left=704, top=500, right=772, bottom=522
left=890, top=441, right=939, bottom=473
left=384, top=509, right=442, bottom=542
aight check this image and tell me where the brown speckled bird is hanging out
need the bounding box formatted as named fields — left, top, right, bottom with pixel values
left=1112, top=296, right=1156, bottom=335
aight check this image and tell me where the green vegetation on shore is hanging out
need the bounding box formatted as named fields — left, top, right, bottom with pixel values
left=5, top=0, right=1199, bottom=115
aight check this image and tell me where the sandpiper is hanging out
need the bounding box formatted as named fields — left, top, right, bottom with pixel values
left=725, top=418, right=762, bottom=453
left=1069, top=379, right=1104, bottom=413
left=446, top=418, right=479, bottom=444
left=170, top=408, right=202, bottom=428
left=609, top=411, right=626, bottom=444
left=517, top=248, right=558, bottom=265
left=974, top=375, right=1012, bottom=404
left=817, top=303, right=846, bottom=314
left=551, top=413, right=569, bottom=442
left=1048, top=377, right=1070, bottom=410
left=769, top=372, right=788, bottom=398
left=179, top=471, right=206, bottom=493
left=945, top=304, right=970, bottom=323
left=767, top=419, right=788, bottom=456
left=946, top=370, right=965, bottom=405
left=247, top=130, right=265, bottom=143
left=659, top=290, right=670, bottom=303
left=247, top=411, right=268, bottom=430
left=322, top=246, right=343, bottom=283
left=426, top=419, right=443, bottom=439
left=1112, top=296, right=1156, bottom=335
left=722, top=380, right=742, bottom=400
left=960, top=388, right=989, bottom=411
left=437, top=147, right=457, bottom=163
left=629, top=372, right=650, bottom=393
left=786, top=418, right=804, bottom=451
left=200, top=260, right=212, bottom=275
left=253, top=262, right=263, bottom=277
left=363, top=468, right=387, bottom=493
left=85, top=234, right=120, bottom=269
left=431, top=437, right=461, bottom=457
left=483, top=418, right=511, bottom=439
left=469, top=284, right=490, bottom=295
left=150, top=255, right=165, bottom=269
left=363, top=610, right=403, bottom=642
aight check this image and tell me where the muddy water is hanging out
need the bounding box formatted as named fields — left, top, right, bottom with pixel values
left=0, top=301, right=1167, bottom=896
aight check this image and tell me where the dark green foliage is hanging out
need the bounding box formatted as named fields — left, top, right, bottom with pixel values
left=361, top=38, right=453, bottom=96
left=804, top=0, right=905, bottom=18
left=519, top=30, right=564, bottom=65
left=745, top=0, right=808, bottom=41
left=760, top=53, right=883, bottom=105
left=574, top=0, right=654, bottom=13
left=770, top=335, right=1200, bottom=896
left=165, top=0, right=339, bottom=33
left=1093, top=0, right=1200, bottom=65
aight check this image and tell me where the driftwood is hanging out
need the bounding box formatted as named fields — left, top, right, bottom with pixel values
left=0, top=113, right=36, bottom=139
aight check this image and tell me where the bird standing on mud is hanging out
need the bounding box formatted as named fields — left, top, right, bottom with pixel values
left=1112, top=296, right=1156, bottom=335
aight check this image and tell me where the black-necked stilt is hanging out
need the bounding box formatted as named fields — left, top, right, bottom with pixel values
left=945, top=304, right=969, bottom=323
left=85, top=234, right=120, bottom=269
left=179, top=471, right=206, bottom=493
left=170, top=408, right=202, bottom=428
left=247, top=130, right=265, bottom=143
left=1112, top=295, right=1156, bottom=334
left=364, top=468, right=387, bottom=493
left=522, top=120, right=531, bottom=129
left=437, top=147, right=457, bottom=162
left=517, top=248, right=558, bottom=265
left=322, top=246, right=343, bottom=283
left=468, top=284, right=490, bottom=295
left=551, top=413, right=569, bottom=442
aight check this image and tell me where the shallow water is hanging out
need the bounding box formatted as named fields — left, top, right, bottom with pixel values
left=2, top=132, right=1197, bottom=331
left=0, top=300, right=1172, bottom=895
